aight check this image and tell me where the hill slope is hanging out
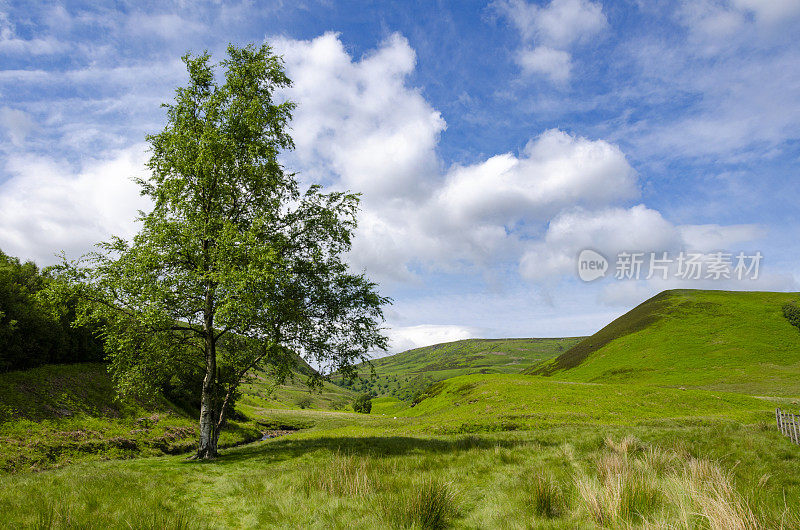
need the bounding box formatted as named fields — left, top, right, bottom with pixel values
left=529, top=289, right=800, bottom=396
left=401, top=373, right=784, bottom=432
left=0, top=360, right=354, bottom=472
left=336, top=337, right=583, bottom=400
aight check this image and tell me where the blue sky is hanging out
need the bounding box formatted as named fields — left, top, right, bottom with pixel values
left=1, top=0, right=799, bottom=353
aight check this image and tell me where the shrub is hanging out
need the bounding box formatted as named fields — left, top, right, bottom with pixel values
left=783, top=302, right=800, bottom=331
left=352, top=393, right=372, bottom=414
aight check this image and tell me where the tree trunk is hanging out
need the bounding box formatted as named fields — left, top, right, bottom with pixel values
left=197, top=283, right=218, bottom=459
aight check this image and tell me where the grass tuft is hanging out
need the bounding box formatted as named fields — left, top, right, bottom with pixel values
left=526, top=472, right=566, bottom=519
left=381, top=478, right=458, bottom=530
left=302, top=450, right=374, bottom=497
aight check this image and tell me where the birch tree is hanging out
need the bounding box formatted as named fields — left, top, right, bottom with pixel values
left=51, top=44, right=388, bottom=459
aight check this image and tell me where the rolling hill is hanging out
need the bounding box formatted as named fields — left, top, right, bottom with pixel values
left=528, top=289, right=800, bottom=396
left=400, top=373, right=786, bottom=432
left=0, top=359, right=354, bottom=472
left=335, top=337, right=583, bottom=401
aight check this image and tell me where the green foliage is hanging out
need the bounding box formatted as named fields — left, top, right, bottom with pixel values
left=47, top=43, right=388, bottom=455
left=782, top=301, right=800, bottom=330
left=0, top=248, right=103, bottom=372
left=352, top=393, right=372, bottom=414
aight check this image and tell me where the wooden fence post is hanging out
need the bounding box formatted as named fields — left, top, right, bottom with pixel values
left=777, top=409, right=783, bottom=435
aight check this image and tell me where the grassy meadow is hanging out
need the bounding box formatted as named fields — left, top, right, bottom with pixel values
left=4, top=289, right=800, bottom=527
left=2, top=380, right=800, bottom=528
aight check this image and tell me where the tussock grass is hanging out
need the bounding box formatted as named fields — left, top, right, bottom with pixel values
left=380, top=478, right=458, bottom=530
left=302, top=450, right=375, bottom=497
left=525, top=471, right=566, bottom=518
left=3, top=408, right=800, bottom=528
left=574, top=438, right=773, bottom=528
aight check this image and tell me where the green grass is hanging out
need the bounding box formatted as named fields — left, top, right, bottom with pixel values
left=530, top=289, right=800, bottom=396
left=6, top=289, right=800, bottom=526
left=335, top=337, right=583, bottom=401
left=0, top=363, right=305, bottom=472
left=1, top=406, right=799, bottom=528
left=370, top=396, right=411, bottom=415
left=239, top=371, right=356, bottom=412
left=398, top=374, right=788, bottom=433
left=2, top=356, right=800, bottom=527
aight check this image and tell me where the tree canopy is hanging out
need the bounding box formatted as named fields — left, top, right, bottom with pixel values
left=50, top=43, right=389, bottom=459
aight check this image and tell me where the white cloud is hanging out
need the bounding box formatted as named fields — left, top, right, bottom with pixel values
left=678, top=224, right=765, bottom=250
left=0, top=145, right=150, bottom=264
left=276, top=34, right=759, bottom=290
left=516, top=46, right=572, bottom=82
left=0, top=107, right=35, bottom=146
left=276, top=32, right=445, bottom=201
left=124, top=13, right=206, bottom=41
left=518, top=206, right=767, bottom=283
left=520, top=205, right=680, bottom=280
left=731, top=0, right=800, bottom=24
left=380, top=324, right=481, bottom=355
left=622, top=1, right=800, bottom=160
left=495, top=0, right=606, bottom=82
left=438, top=129, right=637, bottom=228
left=0, top=11, right=62, bottom=55
left=495, top=0, right=607, bottom=47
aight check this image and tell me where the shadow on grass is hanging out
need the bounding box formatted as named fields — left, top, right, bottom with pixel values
left=182, top=433, right=542, bottom=468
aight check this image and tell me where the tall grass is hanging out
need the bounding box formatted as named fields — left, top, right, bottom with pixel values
left=573, top=437, right=768, bottom=528
left=302, top=450, right=375, bottom=497
left=2, top=424, right=799, bottom=529
left=380, top=478, right=457, bottom=530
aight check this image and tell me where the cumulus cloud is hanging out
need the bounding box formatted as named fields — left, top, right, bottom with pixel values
left=519, top=205, right=768, bottom=283
left=520, top=205, right=680, bottom=281
left=274, top=32, right=760, bottom=292
left=495, top=0, right=606, bottom=82
left=438, top=129, right=637, bottom=227
left=275, top=32, right=445, bottom=201
left=0, top=145, right=150, bottom=264
left=380, top=324, right=481, bottom=356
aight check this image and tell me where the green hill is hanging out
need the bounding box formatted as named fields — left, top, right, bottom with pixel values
left=0, top=360, right=354, bottom=473
left=401, top=373, right=785, bottom=432
left=529, top=289, right=800, bottom=396
left=335, top=337, right=583, bottom=400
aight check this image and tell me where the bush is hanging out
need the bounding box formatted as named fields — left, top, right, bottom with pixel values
left=783, top=302, right=800, bottom=331
left=352, top=393, right=372, bottom=414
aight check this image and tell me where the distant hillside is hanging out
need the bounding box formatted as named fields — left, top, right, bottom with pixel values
left=335, top=337, right=584, bottom=401
left=528, top=289, right=800, bottom=396
left=400, top=373, right=784, bottom=433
